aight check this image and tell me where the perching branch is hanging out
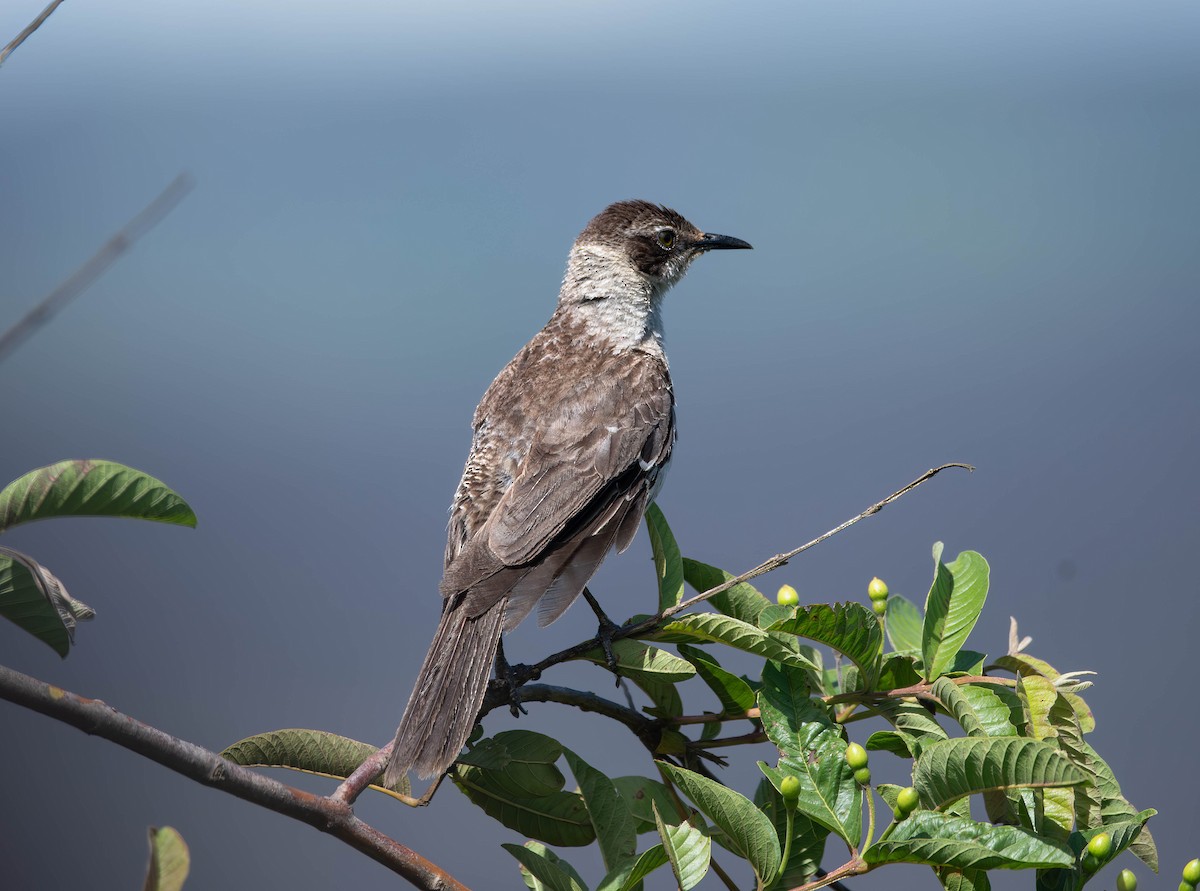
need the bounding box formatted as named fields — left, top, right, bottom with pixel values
left=0, top=0, right=65, bottom=66
left=0, top=663, right=469, bottom=891
left=510, top=464, right=973, bottom=684
left=0, top=173, right=193, bottom=365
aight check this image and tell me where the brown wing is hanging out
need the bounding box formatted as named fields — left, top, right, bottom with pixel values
left=442, top=355, right=674, bottom=623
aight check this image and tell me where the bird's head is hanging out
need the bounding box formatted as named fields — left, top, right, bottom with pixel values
left=566, top=200, right=752, bottom=301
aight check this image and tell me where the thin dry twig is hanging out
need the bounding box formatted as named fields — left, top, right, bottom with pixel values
left=0, top=664, right=469, bottom=891
left=0, top=0, right=65, bottom=66
left=0, top=173, right=194, bottom=365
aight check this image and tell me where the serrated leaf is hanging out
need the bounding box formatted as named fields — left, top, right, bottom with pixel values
left=579, top=639, right=695, bottom=683
left=885, top=594, right=924, bottom=652
left=220, top=728, right=410, bottom=798
left=0, top=460, right=196, bottom=531
left=922, top=546, right=989, bottom=681
left=646, top=504, right=684, bottom=612
left=682, top=558, right=771, bottom=625
left=503, top=843, right=588, bottom=891
left=648, top=613, right=817, bottom=671
left=676, top=644, right=756, bottom=715
left=913, top=737, right=1085, bottom=811
left=0, top=547, right=94, bottom=657
left=864, top=811, right=1074, bottom=869
left=453, top=765, right=594, bottom=847
left=612, top=776, right=678, bottom=834
left=652, top=802, right=710, bottom=890
left=766, top=601, right=883, bottom=688
left=660, top=763, right=780, bottom=887
left=565, top=750, right=637, bottom=872
left=143, top=826, right=189, bottom=891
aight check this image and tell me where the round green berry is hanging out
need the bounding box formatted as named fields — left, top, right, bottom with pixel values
left=1082, top=853, right=1100, bottom=874
left=779, top=775, right=801, bottom=801
left=776, top=584, right=800, bottom=607
left=853, top=766, right=871, bottom=786
left=896, top=786, right=920, bottom=815
left=868, top=577, right=889, bottom=601
left=872, top=599, right=887, bottom=616
left=1116, top=869, right=1137, bottom=891
left=845, top=742, right=869, bottom=770
left=1185, top=861, right=1200, bottom=886
left=1087, top=832, right=1112, bottom=860
left=1178, top=882, right=1195, bottom=891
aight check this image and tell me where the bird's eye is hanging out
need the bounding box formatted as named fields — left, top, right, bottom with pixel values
left=657, top=230, right=676, bottom=250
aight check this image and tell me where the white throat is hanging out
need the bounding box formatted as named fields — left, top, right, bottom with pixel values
left=559, top=243, right=669, bottom=355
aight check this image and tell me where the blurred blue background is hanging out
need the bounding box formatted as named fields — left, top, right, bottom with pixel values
left=2, top=1, right=1197, bottom=889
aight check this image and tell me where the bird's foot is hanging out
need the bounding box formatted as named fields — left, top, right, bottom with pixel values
left=582, top=587, right=623, bottom=684
left=494, top=639, right=539, bottom=717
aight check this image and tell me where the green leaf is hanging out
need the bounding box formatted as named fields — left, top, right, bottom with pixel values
left=921, top=545, right=989, bottom=682
left=648, top=613, right=817, bottom=671
left=913, top=737, right=1086, bottom=811
left=645, top=504, right=684, bottom=612
left=612, top=776, right=678, bottom=834
left=652, top=802, right=711, bottom=890
left=143, top=826, right=189, bottom=891
left=0, top=547, right=94, bottom=657
left=875, top=699, right=948, bottom=757
left=937, top=867, right=991, bottom=891
left=564, top=750, right=638, bottom=872
left=606, top=845, right=668, bottom=891
left=579, top=639, right=695, bottom=683
left=220, top=728, right=411, bottom=798
left=455, top=730, right=566, bottom=798
left=885, top=593, right=924, bottom=652
left=682, top=558, right=771, bottom=626
left=935, top=679, right=1020, bottom=739
left=765, top=601, right=883, bottom=688
left=453, top=765, right=594, bottom=846
left=503, top=843, right=588, bottom=891
left=0, top=460, right=196, bottom=531
left=866, top=730, right=919, bottom=758
left=877, top=653, right=922, bottom=690
left=1080, top=744, right=1159, bottom=870
left=754, top=778, right=826, bottom=890
left=676, top=645, right=756, bottom=715
left=864, top=811, right=1074, bottom=869
left=992, top=655, right=1095, bottom=733
left=659, top=763, right=780, bottom=887
left=1046, top=695, right=1101, bottom=831
left=629, top=672, right=683, bottom=719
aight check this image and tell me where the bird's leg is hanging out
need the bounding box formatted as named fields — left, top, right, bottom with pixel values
left=493, top=638, right=530, bottom=717
left=582, top=587, right=623, bottom=681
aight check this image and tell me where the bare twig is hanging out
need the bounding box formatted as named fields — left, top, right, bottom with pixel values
left=0, top=173, right=193, bottom=365
left=0, top=664, right=469, bottom=891
left=0, top=0, right=65, bottom=66
left=514, top=464, right=973, bottom=680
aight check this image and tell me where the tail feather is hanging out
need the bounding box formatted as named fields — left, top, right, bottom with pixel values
left=384, top=597, right=506, bottom=783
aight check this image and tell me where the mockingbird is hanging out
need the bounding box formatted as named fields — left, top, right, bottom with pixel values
left=385, top=200, right=751, bottom=783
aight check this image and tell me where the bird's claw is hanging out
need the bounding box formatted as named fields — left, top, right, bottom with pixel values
left=582, top=587, right=623, bottom=683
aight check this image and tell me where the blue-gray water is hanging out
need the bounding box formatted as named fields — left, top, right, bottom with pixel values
left=2, top=2, right=1197, bottom=889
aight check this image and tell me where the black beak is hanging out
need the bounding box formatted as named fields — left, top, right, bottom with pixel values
left=694, top=232, right=753, bottom=251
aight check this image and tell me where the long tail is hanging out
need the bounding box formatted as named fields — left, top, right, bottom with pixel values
left=383, top=597, right=506, bottom=785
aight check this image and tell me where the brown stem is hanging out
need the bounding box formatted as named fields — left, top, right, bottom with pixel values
left=790, top=857, right=869, bottom=891
left=822, top=674, right=1015, bottom=707
left=0, top=664, right=469, bottom=891
left=668, top=708, right=760, bottom=726
left=0, top=0, right=65, bottom=65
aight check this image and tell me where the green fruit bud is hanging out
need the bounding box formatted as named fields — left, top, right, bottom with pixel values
left=1082, top=853, right=1100, bottom=874
left=779, top=775, right=801, bottom=801
left=1185, top=861, right=1200, bottom=885
left=1116, top=869, right=1137, bottom=891
left=868, top=577, right=889, bottom=600
left=845, top=742, right=869, bottom=769
left=896, top=786, right=920, bottom=815
left=853, top=767, right=871, bottom=786
left=872, top=599, right=887, bottom=616
left=1087, top=832, right=1113, bottom=859
left=1178, top=882, right=1195, bottom=891
left=776, top=584, right=800, bottom=607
